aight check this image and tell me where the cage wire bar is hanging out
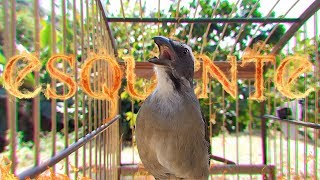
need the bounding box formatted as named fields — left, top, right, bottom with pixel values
left=104, top=0, right=319, bottom=179
left=0, top=0, right=319, bottom=179
left=1, top=0, right=120, bottom=179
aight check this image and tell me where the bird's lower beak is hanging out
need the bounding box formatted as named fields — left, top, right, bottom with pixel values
left=148, top=56, right=166, bottom=65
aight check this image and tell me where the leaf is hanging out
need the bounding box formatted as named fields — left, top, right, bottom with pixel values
left=40, top=20, right=52, bottom=49
left=125, top=111, right=137, bottom=128
left=23, top=73, right=35, bottom=87
left=0, top=52, right=6, bottom=65
left=120, top=91, right=129, bottom=100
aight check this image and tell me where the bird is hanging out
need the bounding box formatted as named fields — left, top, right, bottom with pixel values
left=135, top=36, right=209, bottom=180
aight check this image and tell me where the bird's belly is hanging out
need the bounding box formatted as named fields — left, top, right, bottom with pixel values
left=150, top=129, right=208, bottom=178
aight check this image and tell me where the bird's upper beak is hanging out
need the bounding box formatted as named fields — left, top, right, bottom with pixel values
left=148, top=36, right=174, bottom=66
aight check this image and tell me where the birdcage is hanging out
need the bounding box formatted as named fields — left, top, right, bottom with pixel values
left=0, top=0, right=319, bottom=179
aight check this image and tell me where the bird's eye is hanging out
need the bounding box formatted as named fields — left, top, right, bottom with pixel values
left=183, top=48, right=189, bottom=55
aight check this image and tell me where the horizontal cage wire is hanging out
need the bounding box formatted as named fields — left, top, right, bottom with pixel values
left=0, top=0, right=319, bottom=180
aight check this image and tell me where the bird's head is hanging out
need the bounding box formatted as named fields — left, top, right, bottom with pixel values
left=149, top=36, right=195, bottom=85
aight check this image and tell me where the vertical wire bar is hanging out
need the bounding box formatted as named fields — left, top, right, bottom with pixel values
left=212, top=0, right=240, bottom=58
left=113, top=30, right=118, bottom=177
left=106, top=37, right=111, bottom=178
left=279, top=54, right=284, bottom=176
left=100, top=12, right=109, bottom=179
left=72, top=0, right=79, bottom=178
left=222, top=89, right=226, bottom=179
left=107, top=100, right=110, bottom=179
left=93, top=57, right=97, bottom=179
left=103, top=73, right=107, bottom=179
left=95, top=3, right=100, bottom=179
left=102, top=26, right=107, bottom=179
left=92, top=1, right=97, bottom=178
left=99, top=10, right=106, bottom=179
left=231, top=3, right=241, bottom=175
left=294, top=107, right=298, bottom=177
left=86, top=0, right=92, bottom=177
left=248, top=80, right=253, bottom=180
left=88, top=95, right=92, bottom=179
left=186, top=0, right=200, bottom=45
left=139, top=0, right=146, bottom=62
left=285, top=34, right=291, bottom=177
left=303, top=23, right=308, bottom=179
left=33, top=0, right=41, bottom=167
left=51, top=0, right=57, bottom=172
left=313, top=11, right=318, bottom=180
left=119, top=0, right=131, bottom=54
left=98, top=5, right=102, bottom=180
left=261, top=101, right=267, bottom=180
left=111, top=12, right=118, bottom=180
left=119, top=0, right=134, bottom=166
left=104, top=23, right=109, bottom=179
left=286, top=102, right=291, bottom=179
left=172, top=0, right=181, bottom=36
left=6, top=0, right=17, bottom=173
left=273, top=58, right=277, bottom=178
left=105, top=2, right=122, bottom=177
left=103, top=16, right=107, bottom=180
left=131, top=99, right=134, bottom=165
left=229, top=0, right=260, bottom=54
left=138, top=1, right=146, bottom=176
left=80, top=0, right=86, bottom=176
left=236, top=83, right=239, bottom=180
left=111, top=79, right=114, bottom=179
left=106, top=29, right=111, bottom=180
left=174, top=0, right=199, bottom=47
left=285, top=42, right=291, bottom=179
left=209, top=76, right=212, bottom=167
left=292, top=29, right=299, bottom=178
left=97, top=5, right=102, bottom=179
left=294, top=36, right=299, bottom=178
left=116, top=63, right=120, bottom=180
left=200, top=0, right=220, bottom=54
left=62, top=0, right=70, bottom=175
left=267, top=75, right=271, bottom=167
left=157, top=0, right=160, bottom=35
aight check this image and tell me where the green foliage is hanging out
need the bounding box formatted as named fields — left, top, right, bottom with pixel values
left=16, top=10, right=35, bottom=50
left=125, top=111, right=137, bottom=129
left=110, top=0, right=286, bottom=137
left=0, top=52, right=5, bottom=65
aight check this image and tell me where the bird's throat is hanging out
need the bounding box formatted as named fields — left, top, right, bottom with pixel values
left=154, top=66, right=181, bottom=94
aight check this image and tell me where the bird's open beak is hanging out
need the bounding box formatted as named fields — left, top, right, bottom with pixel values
left=148, top=36, right=174, bottom=66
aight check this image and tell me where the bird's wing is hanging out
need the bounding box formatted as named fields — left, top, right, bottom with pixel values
left=201, top=110, right=211, bottom=161
left=136, top=99, right=172, bottom=178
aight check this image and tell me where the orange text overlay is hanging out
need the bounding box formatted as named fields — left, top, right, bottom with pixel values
left=0, top=52, right=315, bottom=102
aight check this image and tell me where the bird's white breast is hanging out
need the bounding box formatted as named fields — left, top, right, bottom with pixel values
left=150, top=66, right=182, bottom=115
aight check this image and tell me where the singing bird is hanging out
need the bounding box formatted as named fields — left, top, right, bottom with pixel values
left=136, top=36, right=209, bottom=179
